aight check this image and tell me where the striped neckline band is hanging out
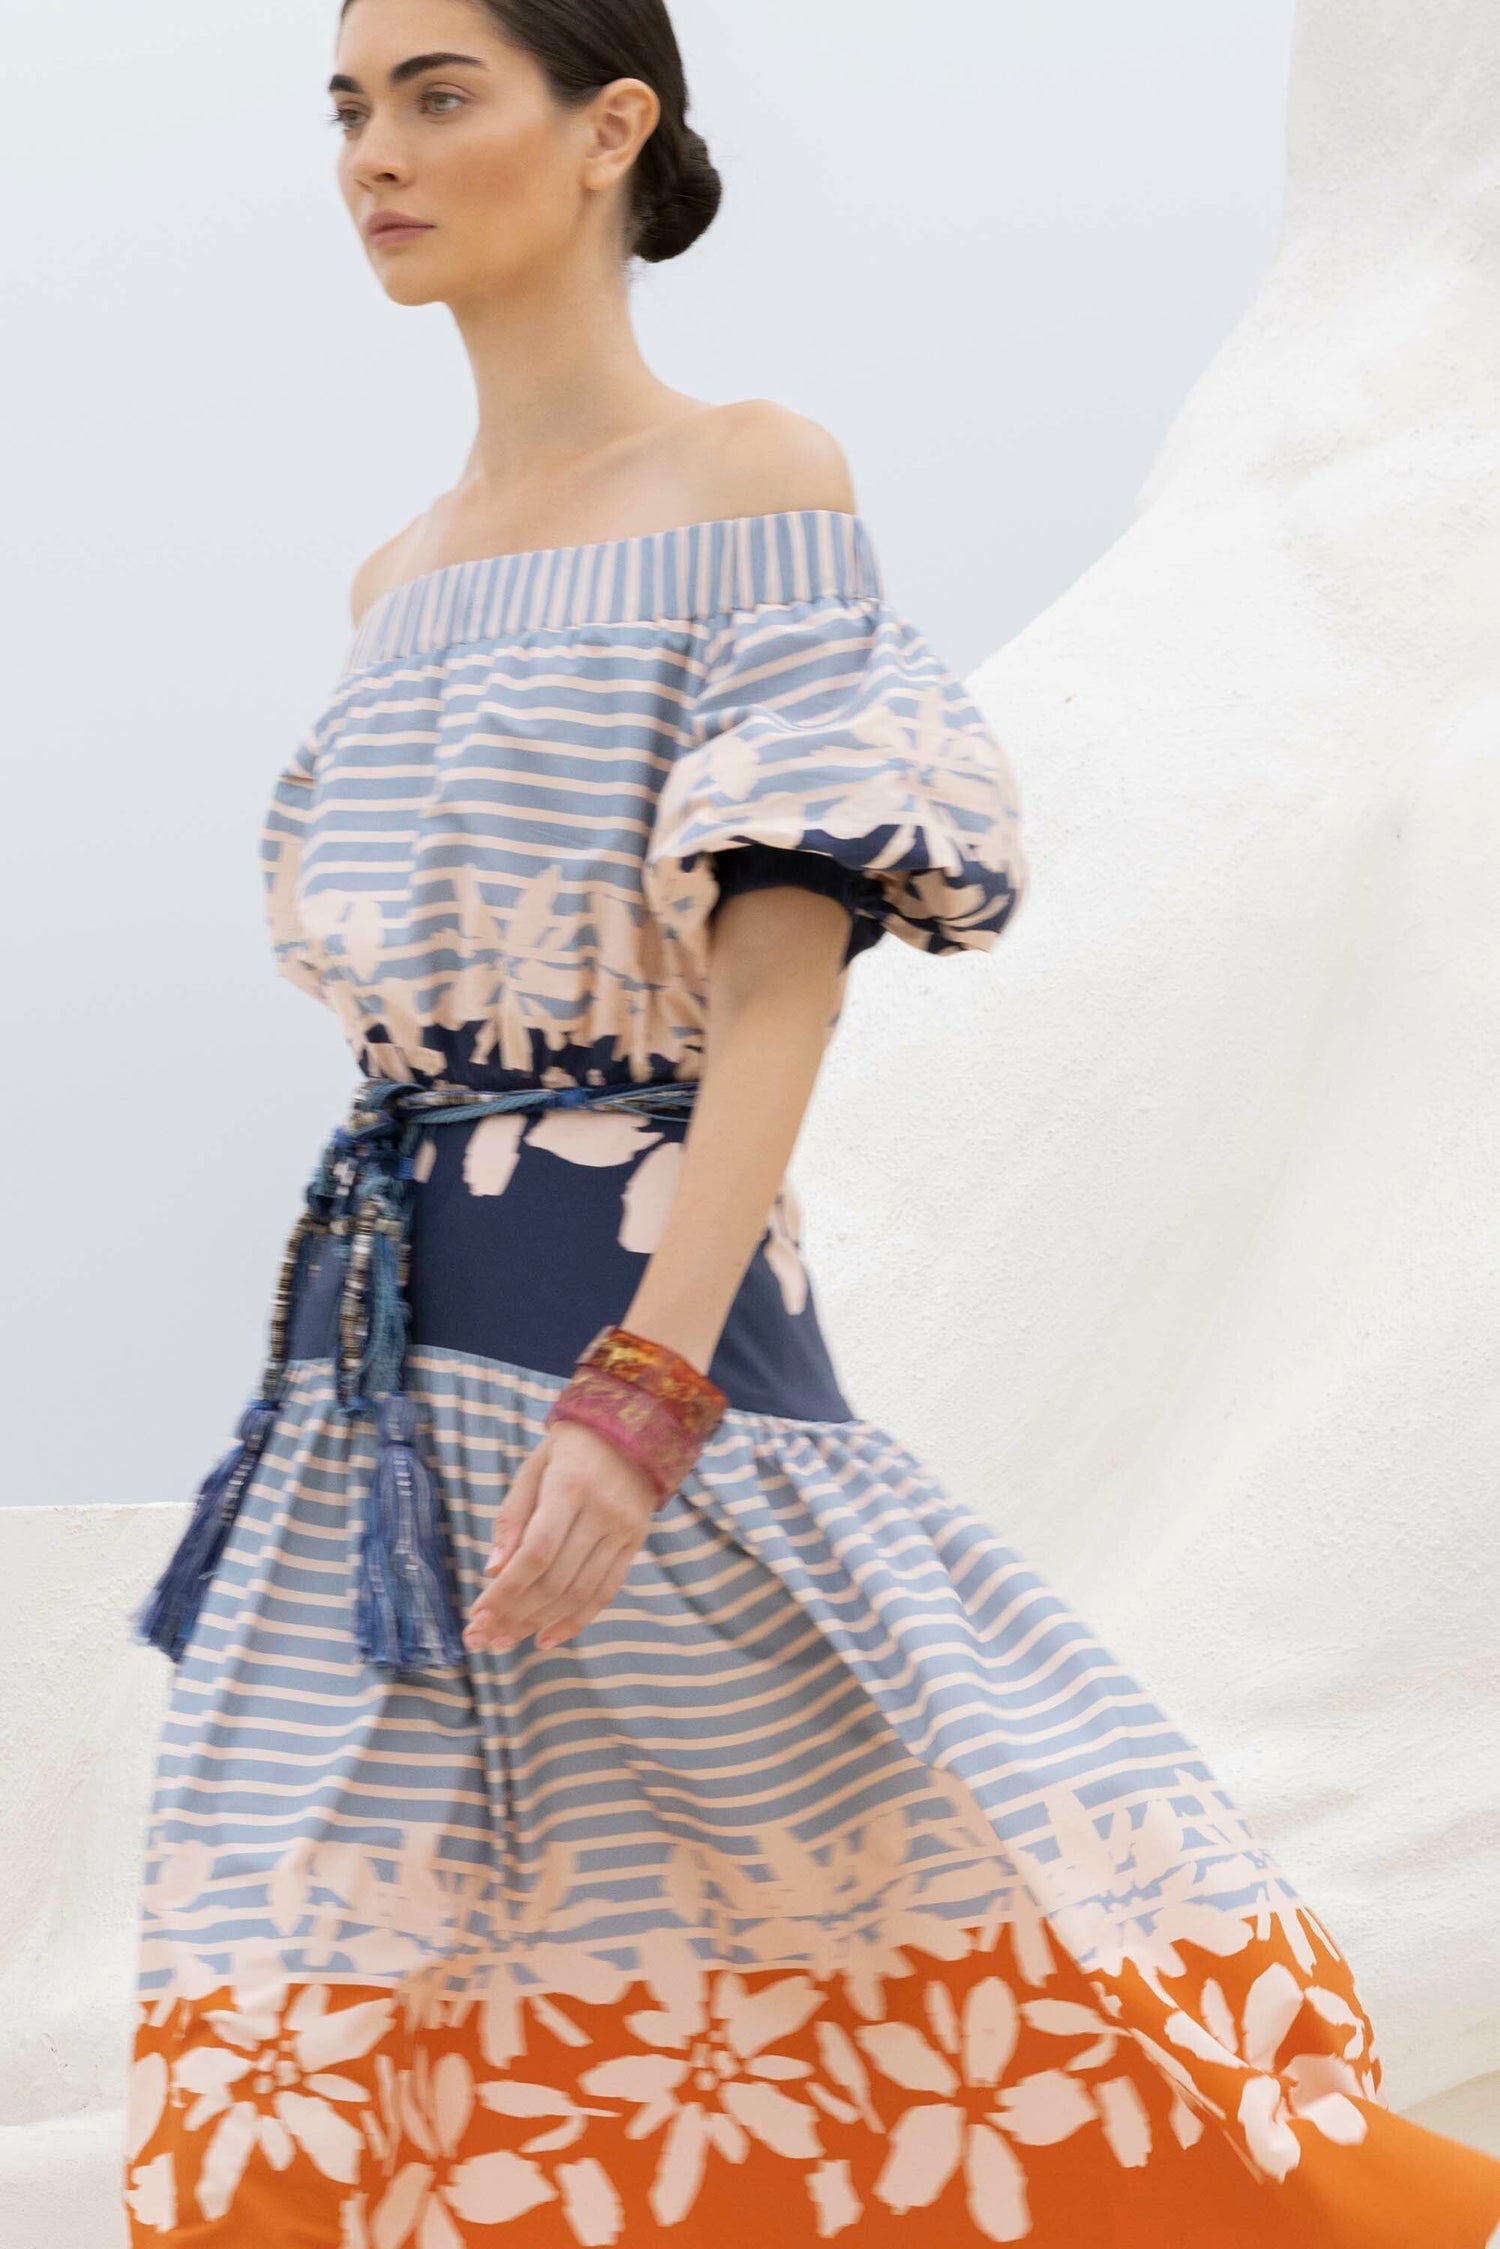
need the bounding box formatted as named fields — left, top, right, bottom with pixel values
left=340, top=507, right=885, bottom=673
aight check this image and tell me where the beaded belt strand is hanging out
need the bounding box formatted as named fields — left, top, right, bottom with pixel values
left=134, top=1076, right=701, bottom=1675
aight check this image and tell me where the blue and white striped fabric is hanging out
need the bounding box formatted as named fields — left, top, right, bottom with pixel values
left=127, top=511, right=1436, bottom=2248
left=259, top=506, right=1029, bottom=1102
left=138, top=1344, right=1304, bottom=2000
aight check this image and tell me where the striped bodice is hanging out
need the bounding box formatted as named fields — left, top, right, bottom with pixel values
left=259, top=506, right=1029, bottom=1097
left=340, top=504, right=884, bottom=675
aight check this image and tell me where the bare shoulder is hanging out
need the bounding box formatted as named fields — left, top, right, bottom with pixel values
left=689, top=399, right=859, bottom=522
left=349, top=510, right=429, bottom=630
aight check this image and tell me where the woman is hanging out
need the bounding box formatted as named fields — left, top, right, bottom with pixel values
left=123, top=2, right=1500, bottom=2243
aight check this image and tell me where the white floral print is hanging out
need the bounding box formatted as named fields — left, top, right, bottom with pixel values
left=579, top=1966, right=827, bottom=2226
left=262, top=588, right=1027, bottom=1086
left=860, top=1973, right=1101, bottom=2242
left=1160, top=1962, right=1371, bottom=2180
left=169, top=1946, right=394, bottom=2221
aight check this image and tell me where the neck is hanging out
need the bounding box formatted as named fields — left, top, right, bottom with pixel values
left=448, top=250, right=682, bottom=494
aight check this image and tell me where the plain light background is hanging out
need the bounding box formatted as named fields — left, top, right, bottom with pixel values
left=1, top=0, right=1293, bottom=1510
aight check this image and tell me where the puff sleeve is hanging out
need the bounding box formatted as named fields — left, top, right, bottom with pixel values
left=708, top=839, right=891, bottom=965
left=643, top=592, right=1028, bottom=958
left=260, top=720, right=323, bottom=1000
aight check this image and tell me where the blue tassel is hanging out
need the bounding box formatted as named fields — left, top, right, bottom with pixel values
left=134, top=1398, right=280, bottom=1662
left=353, top=1394, right=466, bottom=1672
left=358, top=1221, right=409, bottom=1405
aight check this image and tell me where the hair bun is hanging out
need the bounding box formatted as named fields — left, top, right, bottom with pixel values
left=459, top=0, right=723, bottom=267
left=635, top=120, right=723, bottom=265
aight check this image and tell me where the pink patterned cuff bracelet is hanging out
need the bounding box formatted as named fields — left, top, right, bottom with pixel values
left=544, top=1364, right=713, bottom=1505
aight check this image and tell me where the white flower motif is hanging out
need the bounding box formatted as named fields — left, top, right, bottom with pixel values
left=296, top=1831, right=499, bottom=1984
left=662, top=1810, right=1019, bottom=2021
left=762, top=1181, right=809, bottom=1316
left=171, top=1944, right=392, bottom=2221
left=858, top=1974, right=1096, bottom=2243
left=367, top=2031, right=627, bottom=2247
left=1011, top=1784, right=1273, bottom=1990
left=123, top=2151, right=177, bottom=2233
left=806, top=2154, right=863, bottom=2236
left=462, top=1113, right=528, bottom=1197
left=578, top=1964, right=827, bottom=2226
left=1012, top=1984, right=1154, bottom=2168
left=126, top=2051, right=170, bottom=2160
left=1162, top=1962, right=1369, bottom=2181
left=554, top=2157, right=628, bottom=2246
left=122, top=2054, right=183, bottom=2230
left=617, top=1139, right=682, bottom=1254
left=148, top=1838, right=215, bottom=1914
left=439, top=863, right=579, bottom=1076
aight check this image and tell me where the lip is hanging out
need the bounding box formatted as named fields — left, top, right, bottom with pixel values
left=365, top=212, right=434, bottom=243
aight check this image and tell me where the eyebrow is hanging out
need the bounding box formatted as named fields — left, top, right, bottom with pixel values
left=328, top=52, right=490, bottom=96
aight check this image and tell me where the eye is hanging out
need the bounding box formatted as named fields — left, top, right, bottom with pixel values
left=325, top=88, right=466, bottom=134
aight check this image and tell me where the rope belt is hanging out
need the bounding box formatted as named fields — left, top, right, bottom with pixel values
left=134, top=1074, right=701, bottom=1676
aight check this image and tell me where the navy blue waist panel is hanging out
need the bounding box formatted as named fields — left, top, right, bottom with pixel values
left=286, top=1107, right=855, bottom=1422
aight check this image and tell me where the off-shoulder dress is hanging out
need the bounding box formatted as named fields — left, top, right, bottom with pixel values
left=124, top=509, right=1500, bottom=2246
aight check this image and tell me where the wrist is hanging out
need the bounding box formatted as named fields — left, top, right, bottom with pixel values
left=544, top=1324, right=729, bottom=1509
left=615, top=1301, right=723, bottom=1377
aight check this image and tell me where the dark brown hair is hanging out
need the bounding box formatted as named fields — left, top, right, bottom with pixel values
left=342, top=0, right=722, bottom=263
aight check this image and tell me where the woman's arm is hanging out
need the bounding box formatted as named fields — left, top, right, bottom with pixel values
left=619, top=883, right=851, bottom=1370
left=462, top=880, right=853, bottom=1655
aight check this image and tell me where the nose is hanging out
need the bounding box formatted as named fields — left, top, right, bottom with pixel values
left=354, top=151, right=411, bottom=189
left=346, top=114, right=413, bottom=189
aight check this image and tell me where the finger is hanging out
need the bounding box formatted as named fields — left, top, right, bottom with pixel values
left=474, top=1457, right=651, bottom=1644
left=542, top=1546, right=640, bottom=1651
left=525, top=1532, right=627, bottom=1645
left=482, top=1440, right=549, bottom=1575
left=533, top=1538, right=637, bottom=1649
left=474, top=1447, right=559, bottom=1612
left=465, top=1475, right=584, bottom=1639
left=472, top=1510, right=599, bottom=1644
left=537, top=1538, right=643, bottom=1646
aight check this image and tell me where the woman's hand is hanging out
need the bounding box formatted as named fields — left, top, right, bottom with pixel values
left=462, top=882, right=850, bottom=1660
left=462, top=1419, right=658, bottom=1654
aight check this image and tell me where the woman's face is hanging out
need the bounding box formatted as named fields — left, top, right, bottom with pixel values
left=330, top=0, right=649, bottom=305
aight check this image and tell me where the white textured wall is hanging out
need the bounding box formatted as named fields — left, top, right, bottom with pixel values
left=817, top=0, right=1500, bottom=2143
left=7, top=0, right=1500, bottom=2236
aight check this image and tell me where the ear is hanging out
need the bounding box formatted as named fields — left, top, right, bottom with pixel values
left=580, top=76, right=661, bottom=191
